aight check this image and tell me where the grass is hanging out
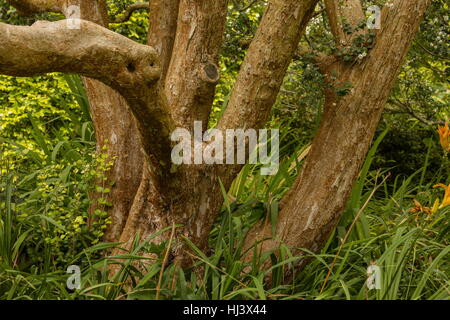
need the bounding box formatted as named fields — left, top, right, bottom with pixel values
left=0, top=131, right=448, bottom=300
left=0, top=75, right=448, bottom=300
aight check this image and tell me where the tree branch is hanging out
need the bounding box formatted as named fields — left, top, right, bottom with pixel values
left=324, top=0, right=365, bottom=47
left=6, top=0, right=64, bottom=15
left=217, top=0, right=320, bottom=132
left=7, top=0, right=110, bottom=25
left=0, top=20, right=159, bottom=90
left=113, top=2, right=150, bottom=24
left=0, top=19, right=175, bottom=171
left=388, top=99, right=444, bottom=126
left=163, top=0, right=228, bottom=131
left=147, top=0, right=180, bottom=81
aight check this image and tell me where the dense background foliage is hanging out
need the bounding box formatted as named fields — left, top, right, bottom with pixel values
left=0, top=0, right=448, bottom=299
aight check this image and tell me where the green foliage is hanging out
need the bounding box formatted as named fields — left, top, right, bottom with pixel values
left=0, top=150, right=113, bottom=269
left=334, top=21, right=376, bottom=63
left=1, top=136, right=448, bottom=300
left=107, top=0, right=150, bottom=43
left=0, top=73, right=113, bottom=271
left=0, top=0, right=448, bottom=301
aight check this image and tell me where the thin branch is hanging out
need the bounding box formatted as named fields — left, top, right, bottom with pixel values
left=414, top=40, right=450, bottom=60
left=239, top=0, right=260, bottom=12
left=388, top=99, right=444, bottom=126
left=113, top=2, right=150, bottom=24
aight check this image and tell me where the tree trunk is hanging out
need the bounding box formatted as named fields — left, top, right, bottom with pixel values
left=245, top=0, right=432, bottom=270
left=83, top=79, right=144, bottom=242
left=74, top=1, right=145, bottom=243
left=114, top=0, right=320, bottom=265
left=1, top=0, right=433, bottom=274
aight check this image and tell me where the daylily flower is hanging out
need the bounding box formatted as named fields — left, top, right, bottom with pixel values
left=431, top=198, right=440, bottom=214
left=433, top=183, right=450, bottom=209
left=437, top=122, right=450, bottom=152
left=410, top=199, right=432, bottom=215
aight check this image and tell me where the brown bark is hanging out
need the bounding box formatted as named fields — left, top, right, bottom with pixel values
left=324, top=0, right=365, bottom=47
left=0, top=20, right=159, bottom=89
left=6, top=0, right=64, bottom=14
left=75, top=0, right=145, bottom=243
left=115, top=0, right=321, bottom=266
left=164, top=0, right=228, bottom=131
left=83, top=80, right=144, bottom=242
left=4, top=0, right=147, bottom=242
left=245, top=0, right=432, bottom=269
left=1, top=0, right=433, bottom=276
left=218, top=0, right=319, bottom=132
left=215, top=0, right=319, bottom=191
left=114, top=0, right=230, bottom=263
left=148, top=0, right=180, bottom=81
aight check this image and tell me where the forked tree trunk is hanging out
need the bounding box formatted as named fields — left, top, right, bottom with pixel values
left=114, top=0, right=321, bottom=266
left=1, top=0, right=432, bottom=272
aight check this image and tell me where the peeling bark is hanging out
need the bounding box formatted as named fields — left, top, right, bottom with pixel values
left=1, top=0, right=433, bottom=274
left=218, top=0, right=319, bottom=132
left=164, top=0, right=228, bottom=131
left=245, top=0, right=433, bottom=271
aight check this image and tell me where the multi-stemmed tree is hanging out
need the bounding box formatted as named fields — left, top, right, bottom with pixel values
left=0, top=0, right=432, bottom=269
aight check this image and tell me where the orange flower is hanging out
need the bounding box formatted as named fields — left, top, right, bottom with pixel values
left=410, top=199, right=432, bottom=215
left=433, top=183, right=450, bottom=209
left=437, top=122, right=450, bottom=152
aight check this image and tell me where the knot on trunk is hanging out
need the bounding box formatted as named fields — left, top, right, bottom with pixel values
left=199, top=62, right=220, bottom=84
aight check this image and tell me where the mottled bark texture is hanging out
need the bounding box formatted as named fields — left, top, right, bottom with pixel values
left=77, top=1, right=145, bottom=243
left=7, top=0, right=64, bottom=15
left=1, top=0, right=432, bottom=272
left=244, top=0, right=432, bottom=269
left=4, top=0, right=149, bottom=242
left=0, top=20, right=159, bottom=88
